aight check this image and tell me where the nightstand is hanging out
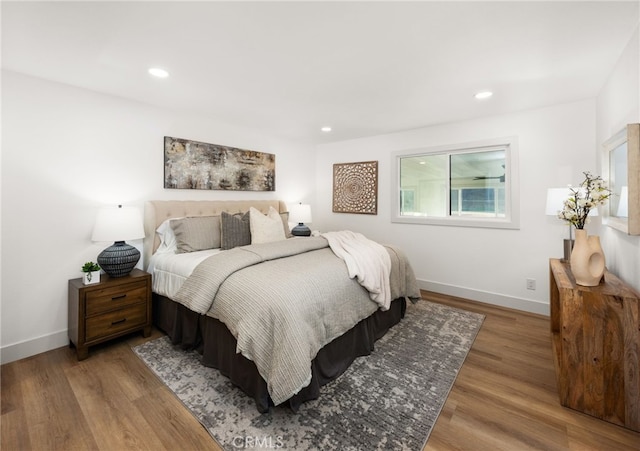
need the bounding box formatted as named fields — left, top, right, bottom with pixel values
left=549, top=258, right=640, bottom=432
left=68, top=268, right=152, bottom=360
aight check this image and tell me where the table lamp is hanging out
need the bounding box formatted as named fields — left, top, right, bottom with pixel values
left=289, top=203, right=312, bottom=236
left=546, top=187, right=598, bottom=261
left=546, top=188, right=574, bottom=261
left=92, top=205, right=145, bottom=278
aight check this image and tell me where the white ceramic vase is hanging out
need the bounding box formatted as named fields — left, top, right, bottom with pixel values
left=570, top=229, right=605, bottom=286
left=83, top=270, right=101, bottom=285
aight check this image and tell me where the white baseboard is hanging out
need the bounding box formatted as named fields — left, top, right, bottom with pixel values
left=418, top=279, right=550, bottom=316
left=1, top=329, right=68, bottom=365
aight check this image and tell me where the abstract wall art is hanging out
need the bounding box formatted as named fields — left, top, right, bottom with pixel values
left=332, top=160, right=378, bottom=214
left=164, top=136, right=275, bottom=191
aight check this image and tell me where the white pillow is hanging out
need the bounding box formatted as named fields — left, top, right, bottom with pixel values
left=155, top=218, right=179, bottom=254
left=249, top=206, right=286, bottom=244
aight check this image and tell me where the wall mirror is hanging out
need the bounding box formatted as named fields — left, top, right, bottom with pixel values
left=603, top=123, right=639, bottom=235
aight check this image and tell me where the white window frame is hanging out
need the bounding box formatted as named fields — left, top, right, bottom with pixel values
left=391, top=136, right=520, bottom=229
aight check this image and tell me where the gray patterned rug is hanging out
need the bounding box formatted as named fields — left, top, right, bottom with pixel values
left=133, top=300, right=484, bottom=450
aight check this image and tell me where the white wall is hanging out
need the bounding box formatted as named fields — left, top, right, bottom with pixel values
left=315, top=99, right=598, bottom=315
left=597, top=26, right=640, bottom=292
left=3, top=27, right=637, bottom=364
left=0, top=70, right=316, bottom=363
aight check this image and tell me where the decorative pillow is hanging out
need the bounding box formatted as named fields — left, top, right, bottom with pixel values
left=220, top=211, right=251, bottom=250
left=170, top=216, right=221, bottom=254
left=156, top=218, right=179, bottom=253
left=280, top=212, right=292, bottom=238
left=250, top=207, right=286, bottom=244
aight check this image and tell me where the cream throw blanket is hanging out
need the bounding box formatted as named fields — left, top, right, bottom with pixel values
left=322, top=230, right=393, bottom=310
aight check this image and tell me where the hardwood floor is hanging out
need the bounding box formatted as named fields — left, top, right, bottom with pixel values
left=423, top=291, right=639, bottom=451
left=2, top=291, right=638, bottom=450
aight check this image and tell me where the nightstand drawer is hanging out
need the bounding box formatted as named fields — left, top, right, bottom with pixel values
left=86, top=281, right=148, bottom=316
left=85, top=303, right=147, bottom=341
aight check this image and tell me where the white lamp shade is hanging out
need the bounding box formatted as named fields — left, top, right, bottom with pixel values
left=545, top=188, right=571, bottom=215
left=92, top=205, right=144, bottom=242
left=290, top=203, right=312, bottom=224
left=545, top=187, right=598, bottom=217
left=617, top=186, right=629, bottom=217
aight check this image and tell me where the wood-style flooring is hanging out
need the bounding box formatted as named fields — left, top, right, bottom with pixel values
left=2, top=291, right=639, bottom=450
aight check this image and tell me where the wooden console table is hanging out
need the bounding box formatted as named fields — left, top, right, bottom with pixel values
left=549, top=258, right=639, bottom=431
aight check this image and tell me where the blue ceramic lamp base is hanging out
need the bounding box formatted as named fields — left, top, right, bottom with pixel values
left=97, top=241, right=140, bottom=278
left=291, top=223, right=311, bottom=237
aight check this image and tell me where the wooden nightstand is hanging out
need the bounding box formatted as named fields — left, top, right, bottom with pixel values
left=549, top=258, right=640, bottom=432
left=68, top=268, right=152, bottom=360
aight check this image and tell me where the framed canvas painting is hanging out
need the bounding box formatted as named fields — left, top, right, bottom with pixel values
left=332, top=160, right=378, bottom=214
left=164, top=137, right=275, bottom=191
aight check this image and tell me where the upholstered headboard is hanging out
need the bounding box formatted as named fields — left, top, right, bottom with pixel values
left=143, top=200, right=288, bottom=269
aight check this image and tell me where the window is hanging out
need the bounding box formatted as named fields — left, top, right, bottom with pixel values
left=392, top=137, right=519, bottom=229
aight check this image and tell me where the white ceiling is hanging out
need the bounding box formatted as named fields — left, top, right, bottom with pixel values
left=2, top=1, right=638, bottom=144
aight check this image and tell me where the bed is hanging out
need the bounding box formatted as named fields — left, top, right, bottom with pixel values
left=143, top=200, right=421, bottom=412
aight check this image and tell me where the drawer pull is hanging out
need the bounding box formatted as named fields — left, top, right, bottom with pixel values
left=111, top=294, right=127, bottom=300
left=111, top=318, right=127, bottom=326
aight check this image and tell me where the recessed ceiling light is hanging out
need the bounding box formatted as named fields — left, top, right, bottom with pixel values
left=474, top=91, right=493, bottom=100
left=321, top=126, right=332, bottom=132
left=148, top=67, right=169, bottom=78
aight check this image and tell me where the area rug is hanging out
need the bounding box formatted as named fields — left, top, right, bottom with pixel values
left=133, top=300, right=484, bottom=450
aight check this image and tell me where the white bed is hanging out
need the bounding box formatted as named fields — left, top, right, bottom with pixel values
left=143, top=199, right=420, bottom=412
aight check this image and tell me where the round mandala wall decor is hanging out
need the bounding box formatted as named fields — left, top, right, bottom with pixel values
left=332, top=160, right=378, bottom=214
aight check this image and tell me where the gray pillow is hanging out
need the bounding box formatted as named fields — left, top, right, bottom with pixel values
left=170, top=216, right=221, bottom=253
left=221, top=211, right=251, bottom=250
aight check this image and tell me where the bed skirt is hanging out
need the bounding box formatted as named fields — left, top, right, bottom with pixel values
left=152, top=294, right=407, bottom=413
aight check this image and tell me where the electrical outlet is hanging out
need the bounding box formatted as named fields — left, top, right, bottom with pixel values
left=526, top=278, right=536, bottom=290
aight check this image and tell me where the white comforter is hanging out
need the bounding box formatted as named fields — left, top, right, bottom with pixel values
left=148, top=248, right=221, bottom=298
